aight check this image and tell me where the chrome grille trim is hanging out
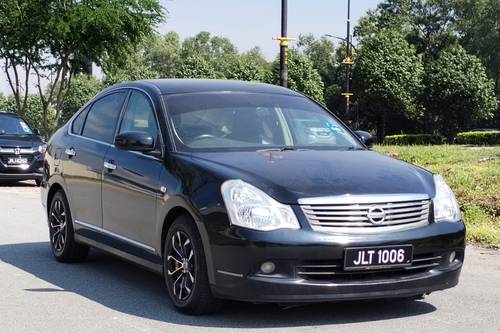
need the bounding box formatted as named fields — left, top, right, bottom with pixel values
left=300, top=194, right=431, bottom=233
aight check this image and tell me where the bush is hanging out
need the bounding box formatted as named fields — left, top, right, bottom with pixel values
left=456, top=131, right=500, bottom=145
left=383, top=134, right=445, bottom=145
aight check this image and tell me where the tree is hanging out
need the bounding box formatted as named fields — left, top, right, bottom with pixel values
left=0, top=0, right=163, bottom=134
left=224, top=48, right=269, bottom=82
left=296, top=34, right=337, bottom=87
left=454, top=0, right=500, bottom=94
left=61, top=75, right=103, bottom=124
left=177, top=55, right=218, bottom=79
left=269, top=50, right=324, bottom=103
left=355, top=0, right=457, bottom=61
left=353, top=30, right=423, bottom=142
left=144, top=32, right=182, bottom=78
left=180, top=32, right=238, bottom=77
left=423, top=45, right=498, bottom=138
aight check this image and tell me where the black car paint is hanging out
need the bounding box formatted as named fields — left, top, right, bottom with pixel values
left=0, top=114, right=44, bottom=182
left=41, top=79, right=465, bottom=303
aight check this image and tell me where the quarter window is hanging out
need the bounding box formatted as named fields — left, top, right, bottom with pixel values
left=82, top=92, right=126, bottom=143
left=71, top=106, right=89, bottom=135
left=118, top=91, right=159, bottom=142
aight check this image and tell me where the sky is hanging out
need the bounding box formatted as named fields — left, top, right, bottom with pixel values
left=0, top=0, right=380, bottom=95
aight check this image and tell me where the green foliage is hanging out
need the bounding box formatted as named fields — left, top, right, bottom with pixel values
left=456, top=131, right=500, bottom=145
left=423, top=45, right=498, bottom=138
left=375, top=144, right=500, bottom=246
left=353, top=29, right=423, bottom=141
left=61, top=75, right=103, bottom=123
left=454, top=0, right=500, bottom=93
left=1, top=0, right=164, bottom=136
left=177, top=55, right=218, bottom=79
left=384, top=134, right=444, bottom=145
left=296, top=34, right=337, bottom=87
left=270, top=50, right=324, bottom=103
left=144, top=32, right=182, bottom=78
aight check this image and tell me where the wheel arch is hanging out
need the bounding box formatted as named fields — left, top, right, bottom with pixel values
left=159, top=203, right=216, bottom=285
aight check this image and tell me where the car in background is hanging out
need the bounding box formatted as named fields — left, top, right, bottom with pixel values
left=41, top=79, right=465, bottom=314
left=0, top=113, right=45, bottom=185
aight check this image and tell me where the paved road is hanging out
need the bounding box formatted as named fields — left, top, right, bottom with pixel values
left=1, top=182, right=499, bottom=333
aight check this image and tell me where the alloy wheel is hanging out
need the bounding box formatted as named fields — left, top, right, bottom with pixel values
left=167, top=231, right=195, bottom=301
left=50, top=199, right=67, bottom=252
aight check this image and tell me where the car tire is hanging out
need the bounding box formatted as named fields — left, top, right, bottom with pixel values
left=163, top=215, right=222, bottom=314
left=48, top=191, right=89, bottom=262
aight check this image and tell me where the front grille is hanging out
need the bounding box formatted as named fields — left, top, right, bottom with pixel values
left=300, top=194, right=430, bottom=232
left=0, top=154, right=35, bottom=165
left=297, top=253, right=443, bottom=282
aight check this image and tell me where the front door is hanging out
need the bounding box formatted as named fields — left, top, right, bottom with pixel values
left=102, top=90, right=163, bottom=251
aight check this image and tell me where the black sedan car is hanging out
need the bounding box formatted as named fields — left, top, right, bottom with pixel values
left=41, top=79, right=465, bottom=314
left=0, top=113, right=45, bottom=185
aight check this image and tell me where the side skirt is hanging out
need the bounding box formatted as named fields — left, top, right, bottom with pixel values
left=74, top=224, right=163, bottom=275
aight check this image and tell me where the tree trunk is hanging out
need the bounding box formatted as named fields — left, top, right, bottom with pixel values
left=377, top=110, right=386, bottom=144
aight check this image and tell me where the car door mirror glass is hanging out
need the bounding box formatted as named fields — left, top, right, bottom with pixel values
left=115, top=131, right=155, bottom=152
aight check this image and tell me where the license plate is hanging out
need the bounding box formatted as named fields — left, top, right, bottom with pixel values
left=7, top=157, right=28, bottom=165
left=344, top=245, right=413, bottom=271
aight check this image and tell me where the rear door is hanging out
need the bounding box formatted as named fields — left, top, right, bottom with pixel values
left=101, top=90, right=164, bottom=249
left=63, top=91, right=127, bottom=228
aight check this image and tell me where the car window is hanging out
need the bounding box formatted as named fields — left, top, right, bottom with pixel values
left=82, top=92, right=127, bottom=143
left=118, top=91, right=159, bottom=142
left=0, top=115, right=33, bottom=135
left=165, top=93, right=362, bottom=151
left=71, top=106, right=90, bottom=135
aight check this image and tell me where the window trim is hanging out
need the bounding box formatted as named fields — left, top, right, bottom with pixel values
left=115, top=89, right=162, bottom=152
left=67, top=86, right=166, bottom=158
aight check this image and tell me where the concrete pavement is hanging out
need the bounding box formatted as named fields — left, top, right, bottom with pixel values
left=0, top=182, right=499, bottom=333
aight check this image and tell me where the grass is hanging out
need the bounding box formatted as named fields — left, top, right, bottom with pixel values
left=374, top=145, right=500, bottom=247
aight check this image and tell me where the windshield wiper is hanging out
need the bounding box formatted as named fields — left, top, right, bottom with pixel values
left=256, top=146, right=310, bottom=153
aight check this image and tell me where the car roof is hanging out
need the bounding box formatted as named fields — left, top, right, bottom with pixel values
left=108, top=79, right=304, bottom=97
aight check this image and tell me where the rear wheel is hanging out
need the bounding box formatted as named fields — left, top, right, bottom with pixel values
left=48, top=191, right=89, bottom=262
left=164, top=215, right=222, bottom=314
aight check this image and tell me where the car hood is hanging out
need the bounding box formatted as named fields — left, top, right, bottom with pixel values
left=0, top=135, right=43, bottom=148
left=177, top=150, right=436, bottom=204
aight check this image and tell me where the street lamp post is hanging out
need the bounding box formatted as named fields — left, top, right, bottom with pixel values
left=273, top=0, right=295, bottom=88
left=343, top=0, right=353, bottom=117
left=325, top=0, right=354, bottom=118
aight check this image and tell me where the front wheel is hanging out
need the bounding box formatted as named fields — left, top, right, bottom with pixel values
left=48, top=191, right=89, bottom=262
left=164, top=215, right=222, bottom=314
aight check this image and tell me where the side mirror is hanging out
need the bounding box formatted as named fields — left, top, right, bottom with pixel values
left=354, top=130, right=374, bottom=147
left=115, top=131, right=154, bottom=152
left=33, top=128, right=40, bottom=136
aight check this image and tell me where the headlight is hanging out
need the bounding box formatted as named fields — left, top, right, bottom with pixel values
left=433, top=174, right=461, bottom=222
left=37, top=144, right=47, bottom=154
left=221, top=179, right=300, bottom=231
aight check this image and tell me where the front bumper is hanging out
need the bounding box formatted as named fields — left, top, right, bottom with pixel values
left=208, top=221, right=465, bottom=303
left=0, top=153, right=43, bottom=181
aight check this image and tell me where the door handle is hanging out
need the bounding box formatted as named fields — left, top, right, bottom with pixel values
left=104, top=160, right=117, bottom=171
left=65, top=148, right=76, bottom=157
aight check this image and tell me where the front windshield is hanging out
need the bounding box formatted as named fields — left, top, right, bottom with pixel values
left=0, top=115, right=33, bottom=135
left=165, top=92, right=362, bottom=151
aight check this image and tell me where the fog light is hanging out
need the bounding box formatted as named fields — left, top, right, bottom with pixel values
left=260, top=261, right=276, bottom=274
left=449, top=251, right=457, bottom=263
